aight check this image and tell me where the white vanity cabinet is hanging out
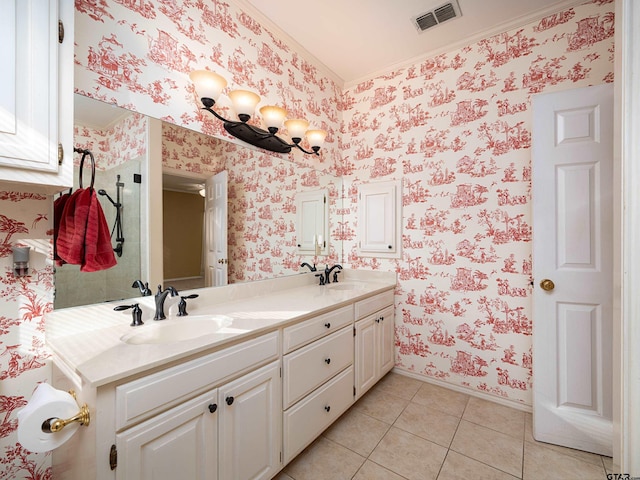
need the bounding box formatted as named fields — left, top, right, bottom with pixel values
left=282, top=305, right=355, bottom=463
left=54, top=331, right=281, bottom=480
left=0, top=0, right=73, bottom=193
left=115, top=361, right=281, bottom=480
left=355, top=290, right=395, bottom=399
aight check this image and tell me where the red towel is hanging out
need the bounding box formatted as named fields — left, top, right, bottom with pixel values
left=53, top=192, right=71, bottom=267
left=56, top=188, right=117, bottom=272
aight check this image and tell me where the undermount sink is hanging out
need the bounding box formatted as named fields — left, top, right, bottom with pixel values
left=120, top=315, right=234, bottom=345
left=327, top=283, right=365, bottom=291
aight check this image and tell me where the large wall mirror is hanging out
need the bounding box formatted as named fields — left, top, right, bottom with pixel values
left=54, top=94, right=342, bottom=309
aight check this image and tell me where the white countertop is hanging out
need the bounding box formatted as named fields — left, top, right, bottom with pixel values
left=46, top=269, right=396, bottom=388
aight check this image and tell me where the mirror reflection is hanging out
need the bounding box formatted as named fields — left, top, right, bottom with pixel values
left=54, top=95, right=342, bottom=309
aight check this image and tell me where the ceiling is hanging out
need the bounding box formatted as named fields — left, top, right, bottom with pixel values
left=240, top=0, right=580, bottom=86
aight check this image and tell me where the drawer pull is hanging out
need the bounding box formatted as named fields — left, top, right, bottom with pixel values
left=324, top=358, right=331, bottom=364
left=324, top=322, right=331, bottom=328
left=225, top=396, right=234, bottom=406
left=208, top=403, right=217, bottom=413
left=324, top=405, right=331, bottom=412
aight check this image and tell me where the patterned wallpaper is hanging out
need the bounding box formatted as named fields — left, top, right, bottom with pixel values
left=161, top=122, right=342, bottom=283
left=0, top=0, right=614, bottom=476
left=340, top=1, right=614, bottom=404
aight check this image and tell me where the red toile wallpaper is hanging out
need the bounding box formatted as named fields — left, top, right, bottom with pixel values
left=0, top=0, right=615, bottom=476
left=340, top=1, right=614, bottom=404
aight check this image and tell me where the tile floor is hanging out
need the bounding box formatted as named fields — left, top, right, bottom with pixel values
left=274, top=372, right=613, bottom=480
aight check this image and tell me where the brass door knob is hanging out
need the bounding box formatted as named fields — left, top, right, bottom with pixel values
left=540, top=279, right=555, bottom=291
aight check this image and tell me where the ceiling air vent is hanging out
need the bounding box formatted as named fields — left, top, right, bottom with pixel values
left=413, top=1, right=462, bottom=32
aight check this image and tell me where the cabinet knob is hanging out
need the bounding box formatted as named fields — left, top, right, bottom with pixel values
left=208, top=403, right=217, bottom=413
left=324, top=322, right=331, bottom=328
left=324, top=405, right=331, bottom=412
left=225, top=396, right=234, bottom=406
left=375, top=317, right=381, bottom=323
left=324, top=358, right=331, bottom=364
left=380, top=316, right=384, bottom=322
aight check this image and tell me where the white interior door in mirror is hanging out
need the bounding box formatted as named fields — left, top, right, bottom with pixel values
left=296, top=189, right=328, bottom=255
left=357, top=180, right=401, bottom=258
left=205, top=171, right=228, bottom=287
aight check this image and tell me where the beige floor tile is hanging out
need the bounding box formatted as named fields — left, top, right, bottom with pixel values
left=524, top=413, right=607, bottom=466
left=353, top=387, right=410, bottom=424
left=439, top=451, right=520, bottom=480
left=369, top=427, right=448, bottom=480
left=353, top=460, right=406, bottom=480
left=283, top=436, right=365, bottom=480
left=411, top=381, right=469, bottom=418
left=271, top=472, right=295, bottom=480
left=371, top=371, right=423, bottom=400
left=393, top=401, right=461, bottom=448
left=523, top=441, right=606, bottom=480
left=450, top=420, right=523, bottom=477
left=323, top=408, right=390, bottom=456
left=463, top=396, right=525, bottom=439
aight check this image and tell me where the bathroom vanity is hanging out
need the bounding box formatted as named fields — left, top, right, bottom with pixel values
left=46, top=269, right=396, bottom=480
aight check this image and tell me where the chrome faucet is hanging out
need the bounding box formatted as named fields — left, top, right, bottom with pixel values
left=132, top=279, right=152, bottom=296
left=154, top=285, right=179, bottom=320
left=324, top=264, right=343, bottom=284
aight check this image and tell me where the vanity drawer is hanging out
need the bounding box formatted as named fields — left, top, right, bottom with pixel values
left=283, top=366, right=353, bottom=463
left=283, top=305, right=353, bottom=353
left=115, top=331, right=279, bottom=430
left=283, top=326, right=353, bottom=409
left=354, top=289, right=394, bottom=320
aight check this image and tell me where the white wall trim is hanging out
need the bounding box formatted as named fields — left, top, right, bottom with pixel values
left=392, top=367, right=533, bottom=414
left=614, top=0, right=640, bottom=474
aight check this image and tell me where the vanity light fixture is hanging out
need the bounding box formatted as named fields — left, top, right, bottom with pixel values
left=189, top=70, right=327, bottom=156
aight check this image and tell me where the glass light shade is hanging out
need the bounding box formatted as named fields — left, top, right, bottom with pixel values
left=284, top=119, right=309, bottom=140
left=259, top=105, right=288, bottom=129
left=228, top=90, right=261, bottom=118
left=189, top=70, right=227, bottom=101
left=306, top=129, right=327, bottom=148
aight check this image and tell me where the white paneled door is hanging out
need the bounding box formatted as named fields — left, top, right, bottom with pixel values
left=204, top=170, right=228, bottom=287
left=532, top=83, right=613, bottom=456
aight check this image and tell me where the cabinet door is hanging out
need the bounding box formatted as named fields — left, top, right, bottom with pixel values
left=0, top=0, right=73, bottom=191
left=378, top=305, right=395, bottom=375
left=116, top=390, right=218, bottom=480
left=355, top=316, right=377, bottom=398
left=357, top=180, right=401, bottom=258
left=218, top=361, right=281, bottom=480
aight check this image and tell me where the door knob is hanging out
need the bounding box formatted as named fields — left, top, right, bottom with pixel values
left=540, top=279, right=555, bottom=291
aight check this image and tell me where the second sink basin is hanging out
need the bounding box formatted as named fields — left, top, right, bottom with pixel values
left=120, top=314, right=234, bottom=345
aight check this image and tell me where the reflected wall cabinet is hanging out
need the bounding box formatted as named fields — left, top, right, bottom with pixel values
left=0, top=0, right=73, bottom=193
left=296, top=189, right=329, bottom=255
left=357, top=180, right=402, bottom=258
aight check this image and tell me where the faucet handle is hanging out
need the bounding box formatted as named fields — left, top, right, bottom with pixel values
left=114, top=304, right=143, bottom=327
left=177, top=294, right=199, bottom=317
left=315, top=273, right=326, bottom=286
left=333, top=269, right=342, bottom=283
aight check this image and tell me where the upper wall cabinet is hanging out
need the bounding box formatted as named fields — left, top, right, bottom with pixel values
left=296, top=189, right=329, bottom=256
left=357, top=180, right=402, bottom=258
left=0, top=0, right=73, bottom=194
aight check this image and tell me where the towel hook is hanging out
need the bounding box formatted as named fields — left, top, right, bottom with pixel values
left=74, top=147, right=96, bottom=190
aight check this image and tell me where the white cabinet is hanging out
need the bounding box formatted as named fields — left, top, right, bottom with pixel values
left=296, top=189, right=329, bottom=255
left=355, top=293, right=395, bottom=399
left=357, top=180, right=401, bottom=258
left=116, top=361, right=281, bottom=480
left=218, top=361, right=281, bottom=480
left=116, top=390, right=218, bottom=480
left=282, top=308, right=355, bottom=463
left=0, top=0, right=73, bottom=193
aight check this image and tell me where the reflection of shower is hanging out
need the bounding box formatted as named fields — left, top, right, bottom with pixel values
left=99, top=175, right=125, bottom=257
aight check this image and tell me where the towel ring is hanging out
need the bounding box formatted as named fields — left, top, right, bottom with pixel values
left=74, top=147, right=96, bottom=190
